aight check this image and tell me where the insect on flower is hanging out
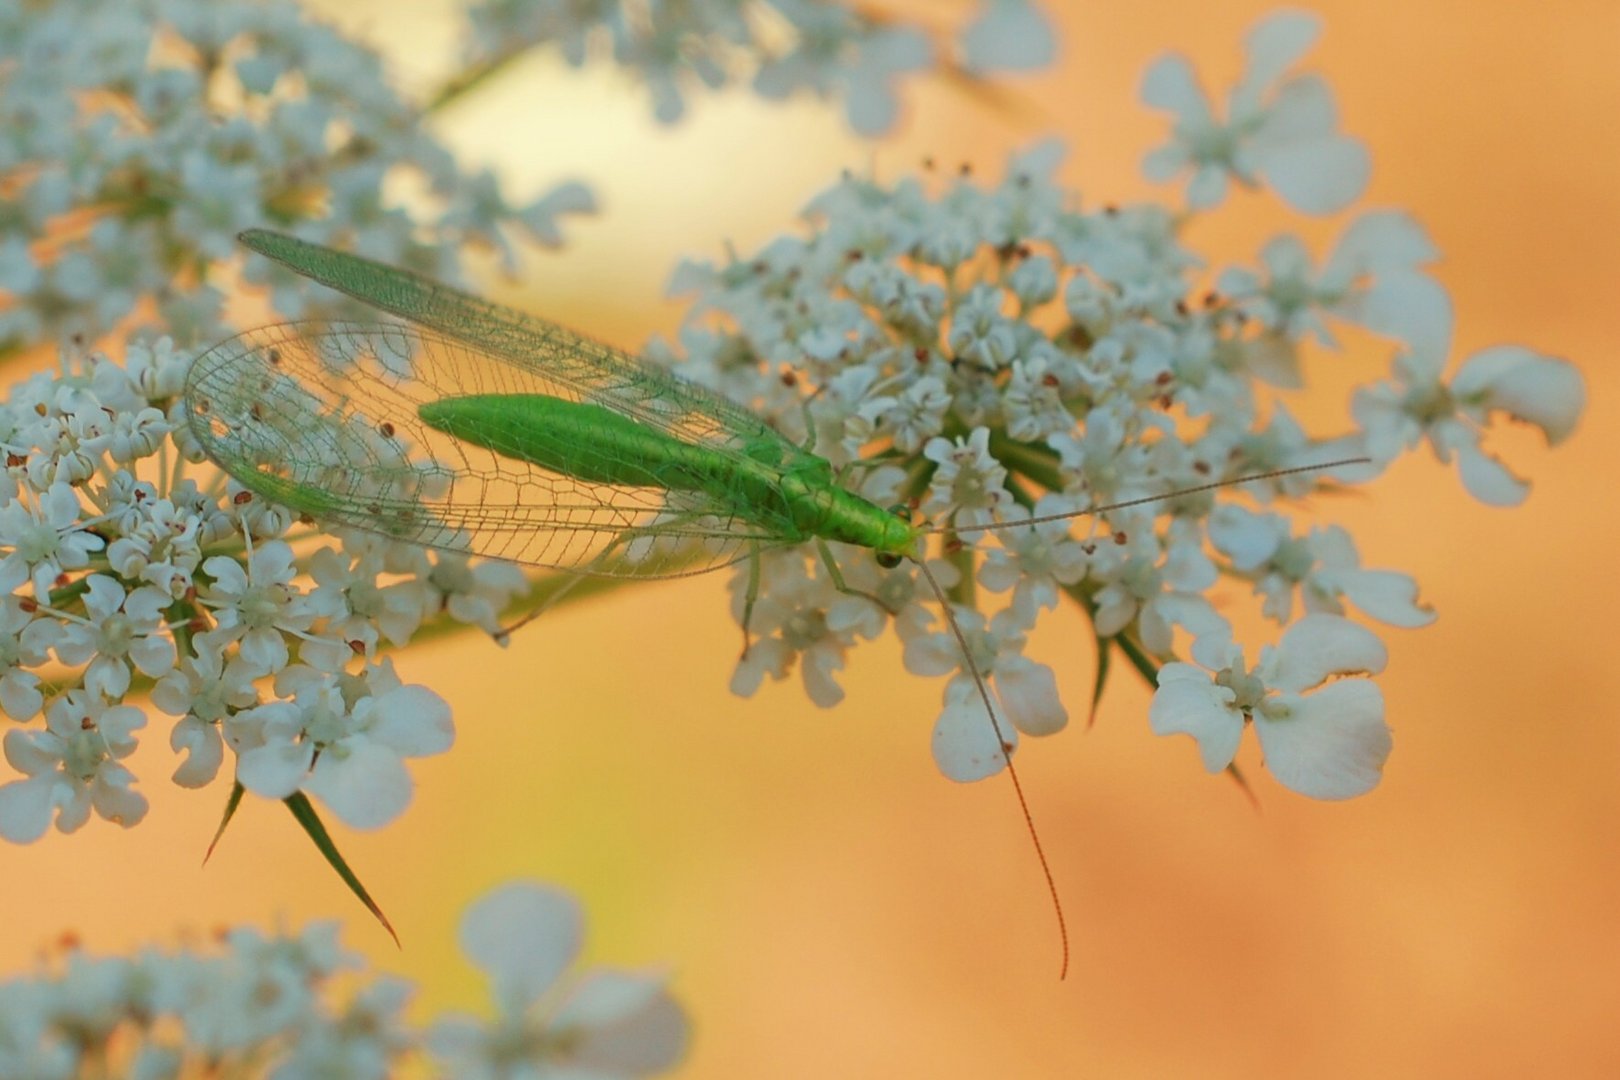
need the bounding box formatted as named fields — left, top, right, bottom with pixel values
left=184, top=230, right=1365, bottom=978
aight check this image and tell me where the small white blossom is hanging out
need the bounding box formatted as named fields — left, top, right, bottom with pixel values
left=979, top=494, right=1090, bottom=621
left=0, top=880, right=676, bottom=1077
left=731, top=552, right=865, bottom=709
left=1150, top=616, right=1391, bottom=799
left=905, top=605, right=1067, bottom=780
left=922, top=427, right=1013, bottom=527
left=1216, top=211, right=1440, bottom=347
left=0, top=483, right=105, bottom=599
left=427, top=882, right=688, bottom=1078
left=1209, top=508, right=1436, bottom=627
left=230, top=661, right=453, bottom=830
left=1352, top=271, right=1586, bottom=505
left=0, top=690, right=148, bottom=842
left=1141, top=10, right=1369, bottom=214
left=51, top=575, right=176, bottom=699
left=199, top=541, right=316, bottom=676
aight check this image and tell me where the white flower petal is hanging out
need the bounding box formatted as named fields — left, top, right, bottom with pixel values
left=1323, top=210, right=1438, bottom=281
left=91, top=772, right=148, bottom=828
left=1140, top=54, right=1209, bottom=120
left=1452, top=346, right=1585, bottom=445
left=236, top=740, right=313, bottom=799
left=1268, top=614, right=1387, bottom=692
left=1455, top=442, right=1530, bottom=506
left=553, top=970, right=667, bottom=1029
left=1208, top=506, right=1285, bottom=570
left=1257, top=73, right=1337, bottom=141
left=1357, top=269, right=1453, bottom=365
left=1242, top=9, right=1322, bottom=90
left=994, top=657, right=1067, bottom=736
left=565, top=980, right=689, bottom=1076
left=931, top=685, right=1014, bottom=782
left=170, top=716, right=225, bottom=788
left=0, top=773, right=61, bottom=843
left=801, top=646, right=846, bottom=708
left=366, top=685, right=454, bottom=756
left=305, top=740, right=413, bottom=830
left=1337, top=569, right=1436, bottom=628
left=1148, top=665, right=1243, bottom=773
left=1256, top=681, right=1390, bottom=799
left=0, top=672, right=44, bottom=721
left=1186, top=164, right=1231, bottom=209
left=460, top=883, right=581, bottom=1013
left=1258, top=135, right=1369, bottom=215
left=960, top=0, right=1055, bottom=74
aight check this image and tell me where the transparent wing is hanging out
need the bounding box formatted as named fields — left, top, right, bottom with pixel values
left=184, top=321, right=792, bottom=578
left=237, top=229, right=787, bottom=457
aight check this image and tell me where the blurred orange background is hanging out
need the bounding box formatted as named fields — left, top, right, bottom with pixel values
left=4, top=1, right=1617, bottom=1076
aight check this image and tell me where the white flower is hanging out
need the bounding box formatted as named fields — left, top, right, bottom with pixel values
left=1088, top=520, right=1222, bottom=654
left=0, top=483, right=105, bottom=599
left=198, top=541, right=315, bottom=675
left=947, top=283, right=1021, bottom=371
left=960, top=0, right=1057, bottom=74
left=905, top=605, right=1067, bottom=781
left=1141, top=10, right=1369, bottom=213
left=1209, top=508, right=1436, bottom=627
left=979, top=494, right=1090, bottom=620
left=922, top=427, right=1012, bottom=527
left=51, top=575, right=176, bottom=699
left=427, top=883, right=687, bottom=1078
left=0, top=690, right=148, bottom=842
left=232, top=661, right=453, bottom=829
left=1216, top=211, right=1439, bottom=346
left=152, top=629, right=259, bottom=788
left=1150, top=615, right=1391, bottom=799
left=730, top=552, right=865, bottom=709
left=418, top=552, right=530, bottom=635
left=302, top=547, right=424, bottom=670
left=1352, top=271, right=1586, bottom=504
left=885, top=375, right=952, bottom=453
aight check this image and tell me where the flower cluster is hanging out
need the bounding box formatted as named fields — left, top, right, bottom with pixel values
left=656, top=10, right=1584, bottom=798
left=459, top=0, right=1054, bottom=133
left=0, top=338, right=532, bottom=844
left=0, top=0, right=594, bottom=353
left=0, top=880, right=687, bottom=1079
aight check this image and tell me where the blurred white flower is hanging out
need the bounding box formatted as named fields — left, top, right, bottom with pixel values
left=1141, top=10, right=1370, bottom=213
left=0, top=0, right=593, bottom=350
left=428, top=882, right=688, bottom=1078
left=1217, top=211, right=1440, bottom=348
left=463, top=0, right=1052, bottom=135
left=0, top=880, right=678, bottom=1078
left=1352, top=271, right=1586, bottom=505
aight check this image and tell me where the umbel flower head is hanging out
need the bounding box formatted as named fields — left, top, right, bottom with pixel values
left=0, top=0, right=594, bottom=353
left=0, top=338, right=522, bottom=846
left=459, top=0, right=1055, bottom=133
left=654, top=11, right=1584, bottom=799
left=0, top=879, right=687, bottom=1079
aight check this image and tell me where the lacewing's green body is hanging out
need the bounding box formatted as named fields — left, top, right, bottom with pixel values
left=183, top=230, right=919, bottom=573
